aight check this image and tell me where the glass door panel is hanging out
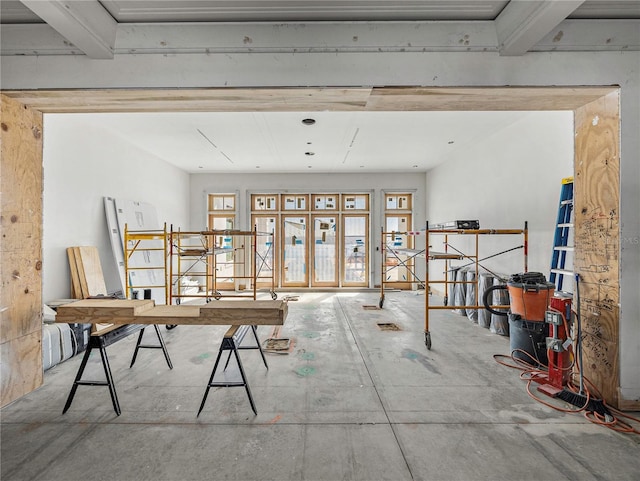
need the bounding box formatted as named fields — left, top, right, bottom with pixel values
left=384, top=215, right=412, bottom=289
left=282, top=216, right=308, bottom=287
left=343, top=215, right=368, bottom=286
left=252, top=215, right=278, bottom=289
left=209, top=215, right=235, bottom=290
left=312, top=215, right=338, bottom=287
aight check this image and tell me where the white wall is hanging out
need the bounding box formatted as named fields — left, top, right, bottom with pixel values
left=426, top=112, right=574, bottom=283
left=42, top=114, right=190, bottom=302
left=189, top=172, right=426, bottom=286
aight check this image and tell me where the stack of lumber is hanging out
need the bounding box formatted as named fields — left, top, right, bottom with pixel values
left=67, top=246, right=108, bottom=299
left=67, top=247, right=111, bottom=333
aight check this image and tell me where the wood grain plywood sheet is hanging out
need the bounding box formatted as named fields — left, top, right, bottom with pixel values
left=366, top=87, right=619, bottom=111
left=55, top=299, right=155, bottom=321
left=573, top=90, right=620, bottom=407
left=0, top=94, right=43, bottom=407
left=134, top=304, right=201, bottom=323
left=0, top=332, right=43, bottom=407
left=74, top=246, right=108, bottom=296
left=66, top=247, right=82, bottom=298
left=1, top=88, right=373, bottom=113
left=55, top=300, right=287, bottom=325
left=198, top=300, right=287, bottom=325
left=1, top=95, right=44, bottom=343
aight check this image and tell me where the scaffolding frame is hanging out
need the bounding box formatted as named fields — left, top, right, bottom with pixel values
left=123, top=223, right=169, bottom=302
left=379, top=227, right=425, bottom=308
left=124, top=225, right=276, bottom=306
left=169, top=227, right=277, bottom=304
left=255, top=228, right=277, bottom=300
left=423, top=222, right=528, bottom=349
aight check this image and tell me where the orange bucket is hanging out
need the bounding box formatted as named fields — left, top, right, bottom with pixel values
left=507, top=273, right=554, bottom=321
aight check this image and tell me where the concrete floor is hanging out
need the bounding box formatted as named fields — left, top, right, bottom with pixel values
left=1, top=291, right=639, bottom=481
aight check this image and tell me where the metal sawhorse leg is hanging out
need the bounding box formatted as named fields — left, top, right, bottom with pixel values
left=62, top=324, right=172, bottom=416
left=198, top=325, right=268, bottom=416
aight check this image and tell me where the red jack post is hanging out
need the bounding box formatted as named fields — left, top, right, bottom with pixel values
left=537, top=295, right=573, bottom=398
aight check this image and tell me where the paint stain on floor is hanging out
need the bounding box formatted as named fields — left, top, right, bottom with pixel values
left=295, top=366, right=317, bottom=377
left=190, top=352, right=212, bottom=365
left=301, top=331, right=320, bottom=339
left=402, top=348, right=440, bottom=374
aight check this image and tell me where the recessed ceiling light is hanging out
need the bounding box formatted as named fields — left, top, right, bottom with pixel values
left=305, top=151, right=315, bottom=156
left=302, top=118, right=316, bottom=125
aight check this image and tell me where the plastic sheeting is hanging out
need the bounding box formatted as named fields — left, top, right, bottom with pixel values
left=453, top=267, right=468, bottom=316
left=490, top=277, right=510, bottom=336
left=447, top=266, right=460, bottom=308
left=465, top=269, right=478, bottom=323
left=477, top=272, right=494, bottom=328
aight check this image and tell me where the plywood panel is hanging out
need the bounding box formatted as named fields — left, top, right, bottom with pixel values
left=55, top=299, right=287, bottom=325
left=0, top=94, right=43, bottom=407
left=573, top=90, right=620, bottom=408
left=66, top=247, right=82, bottom=299
left=366, top=87, right=618, bottom=111
left=0, top=86, right=617, bottom=114
left=199, top=300, right=288, bottom=324
left=0, top=332, right=43, bottom=407
left=56, top=299, right=155, bottom=318
left=1, top=88, right=373, bottom=113
left=75, top=246, right=108, bottom=296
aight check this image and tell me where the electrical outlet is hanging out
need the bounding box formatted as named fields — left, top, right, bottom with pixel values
left=546, top=338, right=563, bottom=352
left=545, top=311, right=563, bottom=326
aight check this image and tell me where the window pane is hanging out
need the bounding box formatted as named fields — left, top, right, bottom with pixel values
left=313, top=216, right=336, bottom=283
left=344, top=216, right=367, bottom=284
left=283, top=216, right=307, bottom=284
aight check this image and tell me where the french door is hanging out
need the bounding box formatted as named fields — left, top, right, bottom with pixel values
left=282, top=215, right=309, bottom=287
left=312, top=215, right=338, bottom=287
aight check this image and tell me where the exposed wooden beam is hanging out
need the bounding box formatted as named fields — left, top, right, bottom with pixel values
left=0, top=86, right=618, bottom=113
left=495, top=0, right=585, bottom=56
left=20, top=0, right=117, bottom=59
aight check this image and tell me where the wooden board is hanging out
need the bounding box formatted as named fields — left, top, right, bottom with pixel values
left=199, top=300, right=288, bottom=324
left=0, top=94, right=44, bottom=407
left=55, top=300, right=287, bottom=326
left=1, top=87, right=618, bottom=114
left=66, top=247, right=82, bottom=299
left=56, top=299, right=155, bottom=319
left=0, top=332, right=43, bottom=408
left=74, top=246, right=107, bottom=296
left=573, top=90, right=620, bottom=408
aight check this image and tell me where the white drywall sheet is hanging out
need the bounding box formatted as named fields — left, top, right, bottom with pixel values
left=105, top=197, right=167, bottom=304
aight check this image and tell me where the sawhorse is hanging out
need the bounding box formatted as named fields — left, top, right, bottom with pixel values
left=198, top=325, right=268, bottom=416
left=62, top=324, right=172, bottom=416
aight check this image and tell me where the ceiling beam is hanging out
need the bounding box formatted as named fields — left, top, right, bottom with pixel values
left=495, top=0, right=585, bottom=56
left=1, top=87, right=618, bottom=113
left=20, top=0, right=117, bottom=59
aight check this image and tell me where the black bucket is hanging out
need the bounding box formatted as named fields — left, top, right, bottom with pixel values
left=508, top=314, right=548, bottom=366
